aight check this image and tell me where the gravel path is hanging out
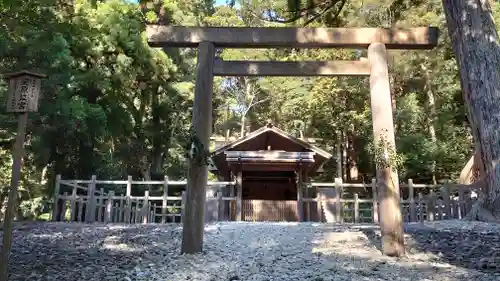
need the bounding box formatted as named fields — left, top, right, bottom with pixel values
left=2, top=220, right=500, bottom=281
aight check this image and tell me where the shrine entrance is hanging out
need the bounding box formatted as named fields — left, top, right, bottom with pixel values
left=146, top=24, right=439, bottom=255
left=210, top=123, right=331, bottom=221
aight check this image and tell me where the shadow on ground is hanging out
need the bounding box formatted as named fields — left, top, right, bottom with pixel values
left=1, top=221, right=499, bottom=281
left=361, top=222, right=500, bottom=273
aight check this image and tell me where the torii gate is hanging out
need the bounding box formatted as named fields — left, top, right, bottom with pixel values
left=146, top=25, right=439, bottom=257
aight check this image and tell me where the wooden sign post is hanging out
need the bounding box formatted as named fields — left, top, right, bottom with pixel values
left=0, top=70, right=46, bottom=280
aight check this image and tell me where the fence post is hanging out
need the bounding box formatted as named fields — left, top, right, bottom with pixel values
left=217, top=192, right=223, bottom=221
left=458, top=187, right=465, bottom=219
left=77, top=198, right=84, bottom=222
left=142, top=190, right=149, bottom=224
left=60, top=192, right=68, bottom=221
left=124, top=176, right=132, bottom=223
left=162, top=176, right=168, bottom=223
left=119, top=195, right=124, bottom=223
left=105, top=191, right=114, bottom=223
left=428, top=190, right=436, bottom=221
left=371, top=178, right=378, bottom=224
left=334, top=178, right=342, bottom=223
left=316, top=192, right=322, bottom=222
left=134, top=201, right=140, bottom=223
left=236, top=171, right=243, bottom=221
left=51, top=174, right=61, bottom=221
left=114, top=203, right=119, bottom=222
left=354, top=193, right=359, bottom=223
left=418, top=192, right=424, bottom=224
left=97, top=187, right=104, bottom=222
left=181, top=191, right=186, bottom=223
left=408, top=179, right=416, bottom=222
left=151, top=203, right=156, bottom=223
left=441, top=185, right=452, bottom=219
left=70, top=186, right=77, bottom=221
left=85, top=175, right=97, bottom=223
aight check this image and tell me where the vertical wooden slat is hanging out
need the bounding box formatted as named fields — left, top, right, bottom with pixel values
left=236, top=171, right=243, bottom=221
left=354, top=193, right=359, bottom=223
left=97, top=188, right=104, bottom=222
left=297, top=170, right=304, bottom=222
left=450, top=193, right=457, bottom=219
left=335, top=178, right=342, bottom=223
left=442, top=185, right=452, bottom=219
left=162, top=176, right=168, bottom=223
left=77, top=198, right=84, bottom=222
left=297, top=183, right=304, bottom=221
left=70, top=187, right=77, bottom=222
left=371, top=178, right=378, bottom=224
left=428, top=190, right=435, bottom=221
left=152, top=203, right=157, bottom=223
left=124, top=176, right=132, bottom=223
left=316, top=192, right=322, bottom=222
left=134, top=201, right=141, bottom=223
left=85, top=175, right=97, bottom=223
left=458, top=187, right=465, bottom=218
left=105, top=191, right=114, bottom=223
left=217, top=192, right=223, bottom=221
left=181, top=191, right=186, bottom=223
left=465, top=191, right=474, bottom=215
left=114, top=203, right=119, bottom=222
left=51, top=174, right=61, bottom=221
left=119, top=195, right=124, bottom=223
left=142, top=190, right=150, bottom=224
left=418, top=192, right=424, bottom=224
left=408, top=179, right=416, bottom=222
left=60, top=192, right=68, bottom=221
left=438, top=198, right=444, bottom=220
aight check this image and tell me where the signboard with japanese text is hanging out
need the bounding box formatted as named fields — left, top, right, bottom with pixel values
left=6, top=74, right=41, bottom=113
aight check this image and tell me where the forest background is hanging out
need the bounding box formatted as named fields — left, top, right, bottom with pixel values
left=1, top=0, right=498, bottom=220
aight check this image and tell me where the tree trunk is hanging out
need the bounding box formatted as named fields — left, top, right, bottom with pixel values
left=151, top=86, right=164, bottom=176
left=336, top=131, right=342, bottom=179
left=240, top=114, right=246, bottom=137
left=442, top=0, right=500, bottom=221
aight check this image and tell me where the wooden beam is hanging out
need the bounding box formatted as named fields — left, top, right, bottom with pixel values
left=296, top=169, right=304, bottom=222
left=213, top=60, right=371, bottom=77
left=147, top=25, right=439, bottom=49
left=236, top=170, right=243, bottom=222
left=181, top=41, right=215, bottom=254
left=368, top=42, right=404, bottom=257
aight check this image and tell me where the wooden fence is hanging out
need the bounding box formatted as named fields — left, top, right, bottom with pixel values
left=51, top=175, right=234, bottom=223
left=309, top=179, right=479, bottom=224
left=51, top=175, right=479, bottom=224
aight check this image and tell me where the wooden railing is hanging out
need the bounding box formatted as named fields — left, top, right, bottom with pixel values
left=51, top=175, right=234, bottom=223
left=51, top=175, right=478, bottom=224
left=307, top=179, right=478, bottom=223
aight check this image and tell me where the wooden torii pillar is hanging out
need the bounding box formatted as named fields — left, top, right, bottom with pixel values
left=368, top=43, right=404, bottom=256
left=146, top=25, right=439, bottom=256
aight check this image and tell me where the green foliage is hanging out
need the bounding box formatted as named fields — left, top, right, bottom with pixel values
left=184, top=126, right=211, bottom=167
left=1, top=0, right=496, bottom=218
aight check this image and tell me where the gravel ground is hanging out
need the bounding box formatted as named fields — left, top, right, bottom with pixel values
left=2, top=220, right=500, bottom=281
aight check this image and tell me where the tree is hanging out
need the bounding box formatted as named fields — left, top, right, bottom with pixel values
left=279, top=1, right=500, bottom=222
left=441, top=0, right=500, bottom=221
